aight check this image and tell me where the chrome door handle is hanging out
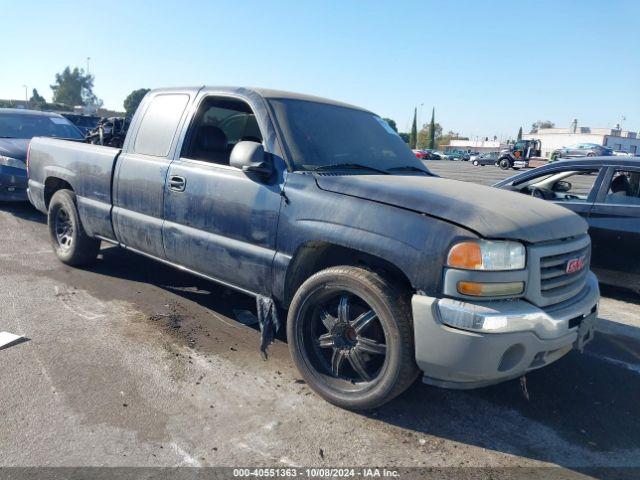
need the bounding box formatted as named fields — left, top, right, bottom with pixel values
left=169, top=175, right=186, bottom=192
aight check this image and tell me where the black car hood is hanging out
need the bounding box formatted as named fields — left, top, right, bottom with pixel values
left=315, top=174, right=588, bottom=243
left=0, top=138, right=29, bottom=161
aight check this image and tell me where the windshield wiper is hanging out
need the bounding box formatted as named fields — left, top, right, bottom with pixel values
left=308, top=163, right=389, bottom=175
left=0, top=136, right=15, bottom=138
left=386, top=165, right=431, bottom=175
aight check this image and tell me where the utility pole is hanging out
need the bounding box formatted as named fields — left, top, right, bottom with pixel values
left=86, top=57, right=91, bottom=75
left=22, top=85, right=28, bottom=107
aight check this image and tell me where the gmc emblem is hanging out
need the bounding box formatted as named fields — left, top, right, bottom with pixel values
left=566, top=256, right=586, bottom=274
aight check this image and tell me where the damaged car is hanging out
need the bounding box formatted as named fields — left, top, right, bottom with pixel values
left=27, top=87, right=599, bottom=409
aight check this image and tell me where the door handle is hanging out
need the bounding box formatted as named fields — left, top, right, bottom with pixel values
left=169, top=175, right=186, bottom=192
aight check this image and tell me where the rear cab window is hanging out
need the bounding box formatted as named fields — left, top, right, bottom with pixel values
left=133, top=94, right=190, bottom=157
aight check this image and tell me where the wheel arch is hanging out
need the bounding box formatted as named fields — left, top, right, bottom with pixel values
left=281, top=241, right=414, bottom=309
left=44, top=177, right=74, bottom=208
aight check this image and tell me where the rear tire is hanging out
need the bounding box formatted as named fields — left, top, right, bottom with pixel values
left=48, top=189, right=100, bottom=266
left=472, top=160, right=479, bottom=166
left=287, top=266, right=419, bottom=410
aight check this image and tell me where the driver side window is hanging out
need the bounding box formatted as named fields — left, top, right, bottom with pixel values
left=182, top=96, right=263, bottom=166
left=525, top=169, right=600, bottom=201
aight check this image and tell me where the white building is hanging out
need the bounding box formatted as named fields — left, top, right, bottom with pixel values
left=523, top=122, right=640, bottom=158
left=443, top=139, right=502, bottom=153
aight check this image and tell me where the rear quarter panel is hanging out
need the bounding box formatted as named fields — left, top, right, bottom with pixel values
left=28, top=137, right=119, bottom=239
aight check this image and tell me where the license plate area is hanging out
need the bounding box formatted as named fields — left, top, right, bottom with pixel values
left=573, top=310, right=597, bottom=352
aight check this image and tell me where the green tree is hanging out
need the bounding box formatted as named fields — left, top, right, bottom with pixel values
left=517, top=126, right=523, bottom=141
left=382, top=117, right=397, bottom=132
left=124, top=88, right=151, bottom=117
left=29, top=89, right=46, bottom=110
left=398, top=132, right=410, bottom=143
left=409, top=108, right=417, bottom=149
left=50, top=66, right=102, bottom=108
left=417, top=121, right=442, bottom=149
left=428, top=107, right=436, bottom=149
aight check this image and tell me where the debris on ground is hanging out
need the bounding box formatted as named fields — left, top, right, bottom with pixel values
left=0, top=332, right=27, bottom=351
left=256, top=296, right=281, bottom=360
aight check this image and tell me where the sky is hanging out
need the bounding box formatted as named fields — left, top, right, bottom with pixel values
left=1, top=0, right=639, bottom=140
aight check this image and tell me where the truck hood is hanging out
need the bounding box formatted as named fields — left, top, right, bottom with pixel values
left=0, top=138, right=29, bottom=161
left=315, top=174, right=588, bottom=243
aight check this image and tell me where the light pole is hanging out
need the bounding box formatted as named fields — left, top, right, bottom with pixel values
left=86, top=57, right=91, bottom=75
left=22, top=85, right=28, bottom=107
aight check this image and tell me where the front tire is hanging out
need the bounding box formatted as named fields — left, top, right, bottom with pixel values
left=48, top=189, right=100, bottom=266
left=499, top=158, right=511, bottom=170
left=472, top=160, right=479, bottom=166
left=287, top=266, right=419, bottom=410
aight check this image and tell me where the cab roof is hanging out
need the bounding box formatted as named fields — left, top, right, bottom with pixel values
left=148, top=86, right=371, bottom=113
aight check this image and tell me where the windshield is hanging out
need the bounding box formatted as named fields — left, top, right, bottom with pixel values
left=0, top=113, right=84, bottom=140
left=269, top=99, right=428, bottom=172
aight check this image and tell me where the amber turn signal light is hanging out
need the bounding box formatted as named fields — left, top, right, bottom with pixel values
left=457, top=281, right=524, bottom=297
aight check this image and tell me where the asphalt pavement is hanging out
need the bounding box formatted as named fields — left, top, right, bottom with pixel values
left=1, top=164, right=639, bottom=476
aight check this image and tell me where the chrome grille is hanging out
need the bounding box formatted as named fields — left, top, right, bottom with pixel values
left=526, top=234, right=591, bottom=307
left=540, top=246, right=590, bottom=296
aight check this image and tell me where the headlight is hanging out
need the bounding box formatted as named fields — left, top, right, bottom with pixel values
left=447, top=240, right=526, bottom=271
left=0, top=156, right=26, bottom=170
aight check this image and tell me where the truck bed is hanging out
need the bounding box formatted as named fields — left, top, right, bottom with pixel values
left=27, top=137, right=120, bottom=240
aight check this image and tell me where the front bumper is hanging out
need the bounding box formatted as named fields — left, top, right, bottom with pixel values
left=411, top=272, right=599, bottom=389
left=0, top=165, right=28, bottom=202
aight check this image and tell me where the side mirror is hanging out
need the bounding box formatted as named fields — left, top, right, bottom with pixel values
left=230, top=141, right=273, bottom=177
left=553, top=180, right=571, bottom=192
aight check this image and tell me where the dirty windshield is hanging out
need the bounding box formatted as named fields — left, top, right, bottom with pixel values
left=269, top=98, right=430, bottom=174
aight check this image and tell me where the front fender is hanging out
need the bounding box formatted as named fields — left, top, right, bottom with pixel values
left=272, top=173, right=475, bottom=302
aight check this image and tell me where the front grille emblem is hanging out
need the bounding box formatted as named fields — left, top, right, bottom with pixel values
left=566, top=255, right=586, bottom=274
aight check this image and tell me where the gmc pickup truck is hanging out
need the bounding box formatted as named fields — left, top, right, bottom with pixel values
left=27, top=87, right=599, bottom=410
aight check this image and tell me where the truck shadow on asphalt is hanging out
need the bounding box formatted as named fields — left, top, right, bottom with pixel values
left=78, top=245, right=640, bottom=469
left=0, top=202, right=46, bottom=224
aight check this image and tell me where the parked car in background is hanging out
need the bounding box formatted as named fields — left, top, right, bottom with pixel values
left=471, top=152, right=498, bottom=166
left=429, top=151, right=449, bottom=160
left=0, top=108, right=83, bottom=201
left=613, top=150, right=634, bottom=157
left=27, top=86, right=598, bottom=409
left=552, top=143, right=613, bottom=160
left=60, top=113, right=101, bottom=136
left=412, top=149, right=430, bottom=159
left=494, top=157, right=640, bottom=293
left=446, top=150, right=470, bottom=161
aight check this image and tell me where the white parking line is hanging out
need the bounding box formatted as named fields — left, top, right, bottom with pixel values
left=170, top=442, right=202, bottom=467
left=0, top=250, right=51, bottom=258
left=586, top=352, right=640, bottom=375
